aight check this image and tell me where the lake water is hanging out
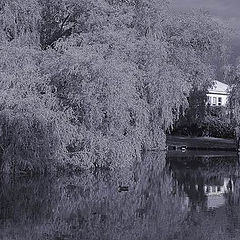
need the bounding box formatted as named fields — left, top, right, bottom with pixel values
left=0, top=151, right=240, bottom=240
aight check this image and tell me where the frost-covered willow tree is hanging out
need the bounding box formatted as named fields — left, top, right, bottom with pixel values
left=0, top=0, right=227, bottom=172
left=0, top=0, right=77, bottom=172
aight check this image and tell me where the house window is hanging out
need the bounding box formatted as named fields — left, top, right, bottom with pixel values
left=212, top=186, right=217, bottom=193
left=207, top=96, right=211, bottom=105
left=218, top=97, right=222, bottom=106
left=213, top=97, right=217, bottom=105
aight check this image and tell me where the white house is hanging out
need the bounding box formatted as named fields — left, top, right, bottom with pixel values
left=207, top=80, right=229, bottom=106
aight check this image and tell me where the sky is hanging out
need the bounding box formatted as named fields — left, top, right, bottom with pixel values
left=171, top=0, right=240, bottom=64
left=172, top=0, right=240, bottom=30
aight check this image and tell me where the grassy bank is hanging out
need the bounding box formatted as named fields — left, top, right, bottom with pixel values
left=167, top=135, right=236, bottom=151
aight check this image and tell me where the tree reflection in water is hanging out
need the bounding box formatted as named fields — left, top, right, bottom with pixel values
left=167, top=153, right=240, bottom=240
left=1, top=153, right=240, bottom=239
left=167, top=154, right=239, bottom=211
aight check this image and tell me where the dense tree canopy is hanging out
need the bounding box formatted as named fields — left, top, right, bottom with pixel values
left=224, top=58, right=240, bottom=132
left=0, top=0, right=228, bottom=173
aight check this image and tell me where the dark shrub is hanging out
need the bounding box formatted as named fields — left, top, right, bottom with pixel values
left=172, top=106, right=234, bottom=138
left=202, top=106, right=234, bottom=138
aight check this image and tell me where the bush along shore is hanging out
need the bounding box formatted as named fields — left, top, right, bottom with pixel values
left=0, top=0, right=229, bottom=174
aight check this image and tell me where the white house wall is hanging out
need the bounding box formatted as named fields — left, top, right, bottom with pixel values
left=206, top=93, right=228, bottom=106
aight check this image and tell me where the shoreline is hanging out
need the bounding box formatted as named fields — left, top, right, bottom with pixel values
left=167, top=135, right=237, bottom=152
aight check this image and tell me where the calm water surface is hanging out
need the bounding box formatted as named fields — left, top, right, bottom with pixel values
left=1, top=151, right=240, bottom=240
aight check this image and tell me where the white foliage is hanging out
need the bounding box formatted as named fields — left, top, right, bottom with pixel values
left=0, top=0, right=228, bottom=172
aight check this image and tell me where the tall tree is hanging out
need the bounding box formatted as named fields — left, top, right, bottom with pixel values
left=0, top=0, right=229, bottom=172
left=0, top=0, right=40, bottom=45
left=224, top=58, right=240, bottom=149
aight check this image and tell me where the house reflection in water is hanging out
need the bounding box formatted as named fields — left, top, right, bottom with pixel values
left=204, top=178, right=234, bottom=209
left=167, top=155, right=238, bottom=211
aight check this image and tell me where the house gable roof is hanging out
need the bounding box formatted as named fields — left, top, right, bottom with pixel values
left=208, top=80, right=229, bottom=95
